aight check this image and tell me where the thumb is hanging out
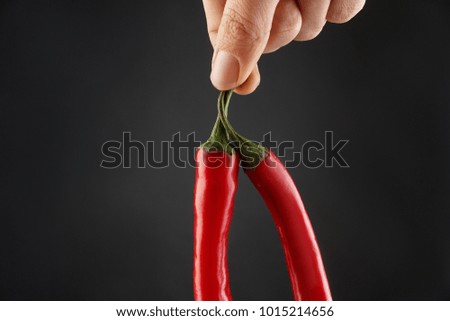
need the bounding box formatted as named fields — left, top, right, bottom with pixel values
left=211, top=0, right=279, bottom=91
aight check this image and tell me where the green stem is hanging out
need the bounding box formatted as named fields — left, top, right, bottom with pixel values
left=201, top=94, right=234, bottom=154
left=217, top=90, right=268, bottom=168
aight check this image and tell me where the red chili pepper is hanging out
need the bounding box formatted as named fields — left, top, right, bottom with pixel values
left=245, top=151, right=332, bottom=301
left=194, top=91, right=332, bottom=301
left=193, top=101, right=238, bottom=301
left=217, top=90, right=332, bottom=301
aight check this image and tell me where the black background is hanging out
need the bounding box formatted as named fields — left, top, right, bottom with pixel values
left=1, top=0, right=449, bottom=300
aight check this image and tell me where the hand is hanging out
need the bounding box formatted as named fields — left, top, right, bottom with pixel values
left=203, top=0, right=365, bottom=94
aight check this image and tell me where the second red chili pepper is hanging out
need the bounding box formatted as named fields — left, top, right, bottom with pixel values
left=245, top=152, right=332, bottom=300
left=217, top=90, right=332, bottom=300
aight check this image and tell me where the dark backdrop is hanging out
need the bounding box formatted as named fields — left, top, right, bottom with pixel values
left=1, top=0, right=449, bottom=300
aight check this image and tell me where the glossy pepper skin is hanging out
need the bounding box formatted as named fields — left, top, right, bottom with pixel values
left=193, top=148, right=239, bottom=301
left=245, top=150, right=332, bottom=301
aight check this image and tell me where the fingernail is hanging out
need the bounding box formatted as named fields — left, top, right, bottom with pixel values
left=210, top=51, right=239, bottom=90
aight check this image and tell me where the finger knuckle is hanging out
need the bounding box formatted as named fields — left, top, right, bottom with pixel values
left=221, top=8, right=269, bottom=46
left=276, top=11, right=302, bottom=36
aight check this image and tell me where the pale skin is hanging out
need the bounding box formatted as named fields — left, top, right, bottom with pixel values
left=203, top=0, right=365, bottom=94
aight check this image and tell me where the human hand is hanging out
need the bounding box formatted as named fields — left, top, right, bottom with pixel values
left=203, top=0, right=365, bottom=94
